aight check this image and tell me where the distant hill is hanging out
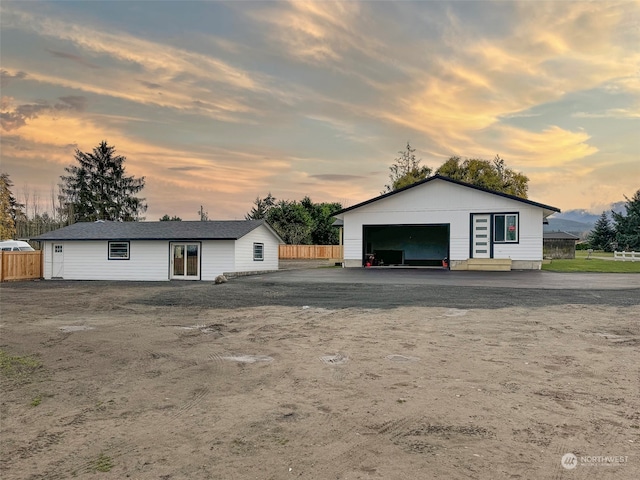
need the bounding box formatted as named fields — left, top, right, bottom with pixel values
left=552, top=202, right=626, bottom=224
left=553, top=210, right=600, bottom=225
left=544, top=201, right=627, bottom=239
left=544, top=218, right=593, bottom=239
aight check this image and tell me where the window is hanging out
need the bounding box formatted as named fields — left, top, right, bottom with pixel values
left=253, top=243, right=264, bottom=261
left=54, top=245, right=63, bottom=253
left=494, top=214, right=518, bottom=243
left=108, top=241, right=130, bottom=260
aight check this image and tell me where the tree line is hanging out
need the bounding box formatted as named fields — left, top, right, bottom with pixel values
left=5, top=139, right=634, bottom=249
left=587, top=192, right=640, bottom=251
left=245, top=193, right=342, bottom=245
left=384, top=142, right=529, bottom=198
left=0, top=139, right=536, bottom=245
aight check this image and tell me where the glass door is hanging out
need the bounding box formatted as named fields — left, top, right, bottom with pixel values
left=171, top=243, right=200, bottom=279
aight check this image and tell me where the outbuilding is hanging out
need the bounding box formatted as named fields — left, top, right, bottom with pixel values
left=543, top=231, right=579, bottom=259
left=32, top=220, right=283, bottom=281
left=333, top=175, right=560, bottom=271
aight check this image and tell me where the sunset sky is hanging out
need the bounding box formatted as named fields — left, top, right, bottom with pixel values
left=1, top=1, right=638, bottom=221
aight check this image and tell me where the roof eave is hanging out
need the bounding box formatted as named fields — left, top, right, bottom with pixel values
left=333, top=175, right=561, bottom=216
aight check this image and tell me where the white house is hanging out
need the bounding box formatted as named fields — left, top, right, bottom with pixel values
left=332, top=175, right=560, bottom=271
left=32, top=220, right=283, bottom=281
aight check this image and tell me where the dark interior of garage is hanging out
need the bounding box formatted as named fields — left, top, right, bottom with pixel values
left=363, top=224, right=449, bottom=267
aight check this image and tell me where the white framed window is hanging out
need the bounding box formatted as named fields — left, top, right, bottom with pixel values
left=108, top=241, right=130, bottom=260
left=253, top=242, right=264, bottom=261
left=494, top=214, right=518, bottom=243
left=54, top=245, right=63, bottom=253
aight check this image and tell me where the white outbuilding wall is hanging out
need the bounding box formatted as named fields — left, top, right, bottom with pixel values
left=40, top=224, right=282, bottom=281
left=200, top=240, right=235, bottom=280
left=234, top=225, right=281, bottom=274
left=41, top=240, right=169, bottom=281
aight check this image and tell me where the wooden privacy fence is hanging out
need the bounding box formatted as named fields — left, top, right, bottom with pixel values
left=279, top=245, right=343, bottom=260
left=0, top=251, right=43, bottom=282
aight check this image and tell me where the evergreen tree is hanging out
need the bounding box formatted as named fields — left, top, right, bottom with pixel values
left=383, top=142, right=432, bottom=192
left=612, top=189, right=640, bottom=251
left=266, top=200, right=314, bottom=245
left=59, top=141, right=146, bottom=222
left=300, top=196, right=342, bottom=244
left=245, top=195, right=342, bottom=245
left=0, top=173, right=24, bottom=239
left=245, top=193, right=276, bottom=220
left=587, top=211, right=615, bottom=251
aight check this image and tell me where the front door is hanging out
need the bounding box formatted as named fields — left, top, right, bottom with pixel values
left=472, top=215, right=491, bottom=258
left=52, top=244, right=64, bottom=278
left=171, top=243, right=200, bottom=280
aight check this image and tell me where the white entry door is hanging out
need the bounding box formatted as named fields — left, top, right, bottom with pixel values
left=170, top=243, right=200, bottom=280
left=472, top=215, right=491, bottom=258
left=52, top=244, right=64, bottom=278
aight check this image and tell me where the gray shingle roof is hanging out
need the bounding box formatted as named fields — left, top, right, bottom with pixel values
left=543, top=231, right=580, bottom=240
left=31, top=220, right=277, bottom=241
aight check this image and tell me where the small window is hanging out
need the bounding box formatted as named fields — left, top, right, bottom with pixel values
left=253, top=243, right=264, bottom=261
left=54, top=245, right=63, bottom=253
left=494, top=214, right=518, bottom=243
left=108, top=241, right=130, bottom=260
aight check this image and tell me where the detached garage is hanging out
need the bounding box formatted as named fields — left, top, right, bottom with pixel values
left=333, top=175, right=560, bottom=270
left=32, top=219, right=283, bottom=281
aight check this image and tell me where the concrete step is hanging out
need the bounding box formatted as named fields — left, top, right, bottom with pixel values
left=467, top=258, right=512, bottom=271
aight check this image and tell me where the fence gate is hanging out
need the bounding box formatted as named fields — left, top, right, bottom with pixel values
left=0, top=251, right=43, bottom=282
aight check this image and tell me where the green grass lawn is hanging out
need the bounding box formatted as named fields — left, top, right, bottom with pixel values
left=575, top=250, right=614, bottom=258
left=543, top=257, right=640, bottom=273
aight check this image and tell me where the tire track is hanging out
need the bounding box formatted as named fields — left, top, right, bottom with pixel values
left=169, top=386, right=210, bottom=419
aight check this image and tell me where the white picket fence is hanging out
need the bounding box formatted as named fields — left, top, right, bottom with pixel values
left=614, top=251, right=639, bottom=262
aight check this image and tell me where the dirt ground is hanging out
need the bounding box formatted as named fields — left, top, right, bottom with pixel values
left=1, top=274, right=639, bottom=479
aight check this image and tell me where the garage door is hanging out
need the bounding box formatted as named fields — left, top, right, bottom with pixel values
left=362, top=224, right=449, bottom=267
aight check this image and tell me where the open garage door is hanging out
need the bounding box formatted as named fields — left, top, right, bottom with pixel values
left=363, top=224, right=449, bottom=267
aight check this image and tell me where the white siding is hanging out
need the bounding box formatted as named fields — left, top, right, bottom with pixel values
left=39, top=226, right=279, bottom=281
left=200, top=240, right=235, bottom=280
left=234, top=225, right=280, bottom=273
left=41, top=240, right=170, bottom=281
left=341, top=179, right=545, bottom=263
left=493, top=206, right=543, bottom=260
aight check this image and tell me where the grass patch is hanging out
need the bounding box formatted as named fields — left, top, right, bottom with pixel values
left=543, top=258, right=640, bottom=273
left=0, top=349, right=42, bottom=382
left=93, top=453, right=114, bottom=473
left=575, top=250, right=614, bottom=258
left=30, top=394, right=42, bottom=407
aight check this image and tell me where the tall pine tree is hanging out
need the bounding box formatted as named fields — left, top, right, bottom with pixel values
left=587, top=212, right=615, bottom=251
left=245, top=193, right=276, bottom=220
left=60, top=141, right=147, bottom=222
left=612, top=189, right=640, bottom=251
left=0, top=173, right=24, bottom=239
